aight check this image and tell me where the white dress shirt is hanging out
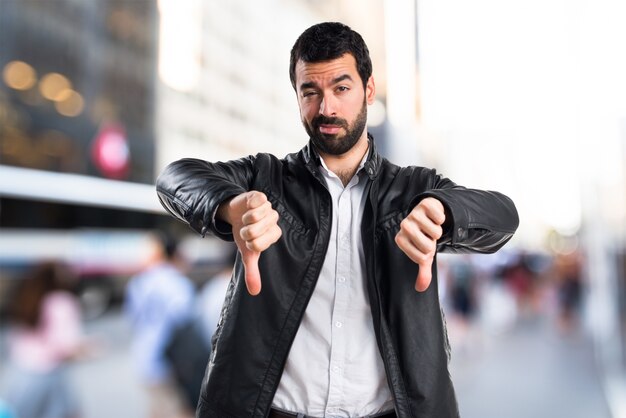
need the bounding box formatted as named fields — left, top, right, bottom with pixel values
left=272, top=150, right=394, bottom=417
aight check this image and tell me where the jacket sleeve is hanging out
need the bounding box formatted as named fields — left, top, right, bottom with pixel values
left=156, top=156, right=255, bottom=239
left=411, top=169, right=519, bottom=254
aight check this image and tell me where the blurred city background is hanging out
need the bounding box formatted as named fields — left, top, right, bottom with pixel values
left=0, top=0, right=625, bottom=417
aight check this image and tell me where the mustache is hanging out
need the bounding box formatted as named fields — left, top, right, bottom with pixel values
left=311, top=115, right=348, bottom=130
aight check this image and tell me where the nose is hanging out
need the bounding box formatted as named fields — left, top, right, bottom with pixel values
left=319, top=94, right=337, bottom=117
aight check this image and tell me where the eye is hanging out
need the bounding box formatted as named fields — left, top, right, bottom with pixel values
left=302, top=91, right=318, bottom=98
left=336, top=86, right=349, bottom=92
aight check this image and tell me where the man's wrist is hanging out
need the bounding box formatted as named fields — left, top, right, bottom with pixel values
left=216, top=197, right=235, bottom=225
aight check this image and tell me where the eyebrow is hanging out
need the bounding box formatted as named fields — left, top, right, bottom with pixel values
left=332, top=74, right=353, bottom=84
left=299, top=74, right=354, bottom=91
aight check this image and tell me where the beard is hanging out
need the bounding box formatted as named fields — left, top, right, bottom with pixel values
left=303, top=100, right=368, bottom=156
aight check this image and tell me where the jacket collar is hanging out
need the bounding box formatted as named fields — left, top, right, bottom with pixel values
left=303, top=133, right=382, bottom=180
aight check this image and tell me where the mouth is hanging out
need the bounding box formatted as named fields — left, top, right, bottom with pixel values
left=318, top=124, right=342, bottom=135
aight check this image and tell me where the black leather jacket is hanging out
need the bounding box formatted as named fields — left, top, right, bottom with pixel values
left=156, top=140, right=519, bottom=418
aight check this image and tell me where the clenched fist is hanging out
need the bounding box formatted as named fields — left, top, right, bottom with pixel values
left=217, top=191, right=282, bottom=295
left=394, top=197, right=446, bottom=292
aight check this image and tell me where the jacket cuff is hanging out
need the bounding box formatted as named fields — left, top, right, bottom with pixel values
left=409, top=192, right=468, bottom=245
left=204, top=191, right=243, bottom=241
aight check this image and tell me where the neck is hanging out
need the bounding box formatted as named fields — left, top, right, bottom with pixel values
left=318, top=134, right=369, bottom=186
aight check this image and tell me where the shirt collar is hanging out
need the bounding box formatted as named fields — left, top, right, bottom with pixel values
left=317, top=142, right=370, bottom=180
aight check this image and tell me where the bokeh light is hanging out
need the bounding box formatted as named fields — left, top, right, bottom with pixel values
left=54, top=90, right=84, bottom=117
left=2, top=61, right=37, bottom=91
left=39, top=72, right=72, bottom=101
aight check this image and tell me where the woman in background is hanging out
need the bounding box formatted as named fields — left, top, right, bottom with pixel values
left=3, top=261, right=87, bottom=418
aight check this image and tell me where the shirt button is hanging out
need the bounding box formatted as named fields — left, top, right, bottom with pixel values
left=338, top=276, right=346, bottom=283
left=335, top=321, right=343, bottom=328
left=457, top=227, right=465, bottom=236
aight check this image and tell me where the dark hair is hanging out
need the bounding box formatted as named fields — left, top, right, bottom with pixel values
left=162, top=234, right=179, bottom=260
left=289, top=22, right=372, bottom=90
left=153, top=231, right=180, bottom=260
left=7, top=262, right=74, bottom=328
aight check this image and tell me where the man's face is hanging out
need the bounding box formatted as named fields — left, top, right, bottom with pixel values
left=295, top=54, right=375, bottom=156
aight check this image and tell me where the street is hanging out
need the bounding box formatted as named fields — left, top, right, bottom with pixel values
left=0, top=307, right=612, bottom=418
left=449, top=316, right=611, bottom=418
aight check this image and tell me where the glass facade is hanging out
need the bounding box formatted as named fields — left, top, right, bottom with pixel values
left=0, top=0, right=157, bottom=183
left=0, top=0, right=159, bottom=230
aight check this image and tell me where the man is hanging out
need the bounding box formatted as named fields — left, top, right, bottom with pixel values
left=157, top=22, right=518, bottom=418
left=125, top=233, right=196, bottom=418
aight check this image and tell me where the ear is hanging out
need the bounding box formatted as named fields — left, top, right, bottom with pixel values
left=365, top=76, right=376, bottom=105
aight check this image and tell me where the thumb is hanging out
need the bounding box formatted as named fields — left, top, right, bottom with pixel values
left=242, top=250, right=262, bottom=296
left=415, top=259, right=433, bottom=292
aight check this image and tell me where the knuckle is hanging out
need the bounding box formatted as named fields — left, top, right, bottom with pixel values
left=412, top=210, right=425, bottom=224
left=247, top=191, right=267, bottom=208
left=246, top=240, right=262, bottom=252
left=416, top=252, right=429, bottom=264
left=247, top=210, right=261, bottom=224
left=245, top=192, right=255, bottom=207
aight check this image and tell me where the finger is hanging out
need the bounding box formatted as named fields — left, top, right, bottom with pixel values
left=395, top=233, right=432, bottom=266
left=399, top=220, right=437, bottom=257
left=420, top=198, right=446, bottom=225
left=420, top=221, right=443, bottom=242
left=241, top=201, right=273, bottom=226
left=415, top=259, right=433, bottom=292
left=242, top=250, right=262, bottom=296
left=405, top=210, right=441, bottom=240
left=245, top=224, right=282, bottom=253
left=395, top=232, right=434, bottom=291
left=245, top=191, right=268, bottom=210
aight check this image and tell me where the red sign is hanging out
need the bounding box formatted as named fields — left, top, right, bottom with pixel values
left=91, top=124, right=130, bottom=179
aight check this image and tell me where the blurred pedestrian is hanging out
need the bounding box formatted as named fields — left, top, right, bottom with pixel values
left=3, top=261, right=87, bottom=418
left=449, top=257, right=478, bottom=324
left=502, top=252, right=537, bottom=317
left=157, top=21, right=519, bottom=418
left=447, top=257, right=479, bottom=348
left=124, top=232, right=196, bottom=418
left=553, top=248, right=584, bottom=333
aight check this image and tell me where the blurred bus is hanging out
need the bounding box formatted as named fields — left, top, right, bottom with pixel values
left=0, top=165, right=230, bottom=320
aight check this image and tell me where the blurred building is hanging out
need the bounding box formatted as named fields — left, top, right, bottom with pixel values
left=156, top=0, right=308, bottom=168
left=154, top=0, right=393, bottom=172
left=414, top=1, right=626, bottom=415
left=0, top=0, right=159, bottom=229
left=0, top=0, right=164, bottom=317
left=0, top=0, right=158, bottom=181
